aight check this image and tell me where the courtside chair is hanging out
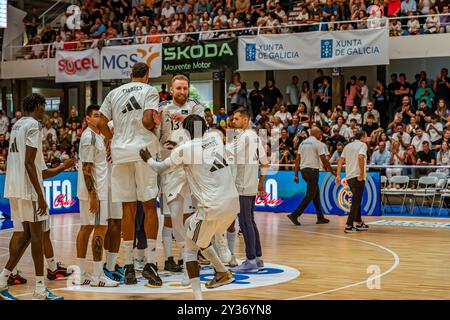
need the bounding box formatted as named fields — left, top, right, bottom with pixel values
left=412, top=176, right=439, bottom=216
left=428, top=172, right=448, bottom=189
left=380, top=175, right=388, bottom=214
left=384, top=175, right=410, bottom=215
left=438, top=178, right=450, bottom=216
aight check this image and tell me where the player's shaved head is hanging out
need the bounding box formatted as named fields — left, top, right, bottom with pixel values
left=311, top=127, right=322, bottom=139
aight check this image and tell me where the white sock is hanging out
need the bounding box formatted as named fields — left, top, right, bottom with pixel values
left=201, top=246, right=227, bottom=273
left=11, top=268, right=17, bottom=274
left=35, top=276, right=45, bottom=293
left=106, top=252, right=118, bottom=271
left=249, top=258, right=256, bottom=264
left=46, top=257, right=57, bottom=272
left=77, top=258, right=86, bottom=275
left=190, top=277, right=203, bottom=300
left=124, top=241, right=134, bottom=265
left=0, top=269, right=12, bottom=287
left=227, top=231, right=237, bottom=255
left=137, top=249, right=146, bottom=260
left=146, top=239, right=157, bottom=265
left=162, top=226, right=173, bottom=259
left=93, top=261, right=103, bottom=278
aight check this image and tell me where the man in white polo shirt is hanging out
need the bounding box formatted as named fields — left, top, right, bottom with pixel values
left=287, top=127, right=335, bottom=226
left=335, top=130, right=370, bottom=233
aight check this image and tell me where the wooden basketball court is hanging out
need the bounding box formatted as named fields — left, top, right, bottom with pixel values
left=1, top=212, right=449, bottom=300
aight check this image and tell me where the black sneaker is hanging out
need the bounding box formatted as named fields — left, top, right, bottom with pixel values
left=317, top=218, right=330, bottom=224
left=142, top=263, right=162, bottom=287
left=177, top=259, right=184, bottom=267
left=7, top=271, right=27, bottom=286
left=47, top=262, right=73, bottom=280
left=124, top=264, right=137, bottom=285
left=356, top=222, right=369, bottom=231
left=344, top=226, right=361, bottom=233
left=287, top=213, right=301, bottom=225
left=164, top=257, right=182, bottom=273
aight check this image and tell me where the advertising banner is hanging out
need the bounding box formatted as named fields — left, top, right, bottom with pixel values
left=101, top=43, right=162, bottom=79
left=254, top=171, right=381, bottom=216
left=55, top=48, right=101, bottom=83
left=162, top=38, right=238, bottom=74
left=0, top=172, right=79, bottom=217
left=238, top=28, right=389, bottom=71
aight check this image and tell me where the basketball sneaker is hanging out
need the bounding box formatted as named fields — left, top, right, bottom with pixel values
left=344, top=226, right=361, bottom=233
left=7, top=270, right=27, bottom=285
left=142, top=263, right=162, bottom=287
left=124, top=264, right=137, bottom=285
left=47, top=262, right=73, bottom=280
left=198, top=252, right=210, bottom=265
left=205, top=271, right=234, bottom=289
left=231, top=260, right=259, bottom=273
left=287, top=213, right=301, bottom=225
left=115, top=264, right=125, bottom=275
left=33, top=288, right=64, bottom=300
left=103, top=264, right=125, bottom=283
left=91, top=275, right=120, bottom=287
left=164, top=257, right=182, bottom=273
left=72, top=272, right=92, bottom=286
left=134, top=258, right=146, bottom=271
left=356, top=222, right=369, bottom=231
left=256, top=257, right=265, bottom=271
left=317, top=218, right=330, bottom=224
left=0, top=285, right=17, bottom=300
left=228, top=255, right=238, bottom=268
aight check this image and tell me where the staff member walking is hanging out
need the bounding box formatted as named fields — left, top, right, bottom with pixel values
left=335, top=131, right=370, bottom=233
left=287, top=127, right=335, bottom=226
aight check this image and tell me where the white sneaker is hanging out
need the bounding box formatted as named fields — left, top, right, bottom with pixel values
left=90, top=275, right=120, bottom=287
left=134, top=258, right=146, bottom=271
left=72, top=272, right=93, bottom=286
left=33, top=288, right=64, bottom=300
left=228, top=255, right=238, bottom=267
left=214, top=233, right=232, bottom=264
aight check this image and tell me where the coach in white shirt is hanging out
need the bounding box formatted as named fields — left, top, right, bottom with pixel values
left=336, top=130, right=370, bottom=233
left=287, top=127, right=335, bottom=226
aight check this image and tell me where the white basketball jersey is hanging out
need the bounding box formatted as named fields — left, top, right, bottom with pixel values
left=170, top=131, right=239, bottom=220
left=4, top=117, right=47, bottom=201
left=99, top=82, right=160, bottom=164
left=77, top=128, right=108, bottom=201
left=159, top=98, right=204, bottom=160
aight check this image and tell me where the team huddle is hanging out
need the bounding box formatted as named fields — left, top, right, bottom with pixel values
left=0, top=62, right=268, bottom=300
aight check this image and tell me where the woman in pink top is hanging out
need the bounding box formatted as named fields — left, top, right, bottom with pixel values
left=345, top=75, right=358, bottom=113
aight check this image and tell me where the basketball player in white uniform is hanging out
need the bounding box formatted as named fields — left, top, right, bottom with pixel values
left=74, top=105, right=119, bottom=287
left=0, top=94, right=74, bottom=300
left=98, top=62, right=162, bottom=286
left=158, top=74, right=204, bottom=273
left=140, top=115, right=239, bottom=300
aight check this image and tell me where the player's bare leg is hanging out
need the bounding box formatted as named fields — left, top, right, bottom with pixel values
left=104, top=218, right=122, bottom=272
left=43, top=230, right=72, bottom=280
left=91, top=226, right=119, bottom=287
left=142, top=198, right=162, bottom=287
left=122, top=201, right=137, bottom=284
left=227, top=220, right=238, bottom=267
left=165, top=196, right=185, bottom=273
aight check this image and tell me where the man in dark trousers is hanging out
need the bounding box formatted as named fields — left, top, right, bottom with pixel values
left=288, top=127, right=335, bottom=225
left=335, top=131, right=370, bottom=233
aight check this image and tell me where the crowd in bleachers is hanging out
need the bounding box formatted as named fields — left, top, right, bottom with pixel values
left=20, top=0, right=450, bottom=58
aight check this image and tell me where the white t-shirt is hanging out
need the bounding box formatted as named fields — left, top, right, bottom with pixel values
left=347, top=113, right=362, bottom=125
left=225, top=129, right=269, bottom=196
left=342, top=140, right=367, bottom=180
left=411, top=133, right=431, bottom=152
left=363, top=109, right=380, bottom=123
left=4, top=117, right=47, bottom=201
left=391, top=132, right=411, bottom=151
left=274, top=111, right=292, bottom=126
left=426, top=122, right=443, bottom=142
left=158, top=98, right=204, bottom=160
left=0, top=115, right=9, bottom=135
left=100, top=82, right=160, bottom=164
left=77, top=128, right=108, bottom=201
left=170, top=131, right=240, bottom=220
left=360, top=85, right=369, bottom=107
left=161, top=6, right=175, bottom=19
left=298, top=136, right=327, bottom=170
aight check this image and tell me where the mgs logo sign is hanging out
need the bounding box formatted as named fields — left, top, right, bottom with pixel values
left=321, top=39, right=333, bottom=59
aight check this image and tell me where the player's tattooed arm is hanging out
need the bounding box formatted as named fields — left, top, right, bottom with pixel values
left=82, top=162, right=97, bottom=196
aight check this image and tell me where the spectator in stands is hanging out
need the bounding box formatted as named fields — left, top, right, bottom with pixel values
left=0, top=134, right=9, bottom=155
left=43, top=120, right=58, bottom=144
left=0, top=156, right=6, bottom=174
left=412, top=127, right=431, bottom=151
left=0, top=110, right=9, bottom=138
left=299, top=81, right=312, bottom=115
left=228, top=72, right=242, bottom=111
left=389, top=18, right=402, bottom=36
left=90, top=18, right=107, bottom=38
left=435, top=99, right=450, bottom=123
left=404, top=145, right=417, bottom=178
left=363, top=101, right=381, bottom=125
left=345, top=76, right=358, bottom=113
left=415, top=80, right=435, bottom=108
left=407, top=12, right=421, bottom=35
left=387, top=0, right=401, bottom=16
left=199, top=22, right=214, bottom=40
left=362, top=114, right=382, bottom=137
left=23, top=6, right=40, bottom=43
left=433, top=68, right=450, bottom=105
left=347, top=105, right=362, bottom=125
left=436, top=141, right=450, bottom=174
left=401, top=0, right=417, bottom=15
left=216, top=106, right=228, bottom=128
left=424, top=8, right=440, bottom=33
left=386, top=140, right=405, bottom=178
left=395, top=74, right=412, bottom=107
left=406, top=116, right=420, bottom=136
left=317, top=77, right=332, bottom=112
left=261, top=79, right=283, bottom=111
left=255, top=106, right=271, bottom=129
left=358, top=76, right=370, bottom=113
left=427, top=114, right=444, bottom=148
left=322, top=0, right=339, bottom=21
left=439, top=5, right=450, bottom=33
left=67, top=108, right=82, bottom=128
left=159, top=84, right=172, bottom=101
left=204, top=108, right=217, bottom=123
left=373, top=80, right=388, bottom=126
left=50, top=111, right=63, bottom=130
left=392, top=123, right=411, bottom=151
left=353, top=10, right=368, bottom=29
left=418, top=0, right=433, bottom=15
left=287, top=114, right=303, bottom=138
left=329, top=127, right=347, bottom=154
left=285, top=76, right=300, bottom=114
left=416, top=141, right=436, bottom=176
left=371, top=141, right=391, bottom=165
left=49, top=143, right=63, bottom=161
left=249, top=81, right=264, bottom=119
left=274, top=104, right=292, bottom=127
left=330, top=142, right=344, bottom=164
left=295, top=102, right=310, bottom=126
left=10, top=111, right=22, bottom=126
